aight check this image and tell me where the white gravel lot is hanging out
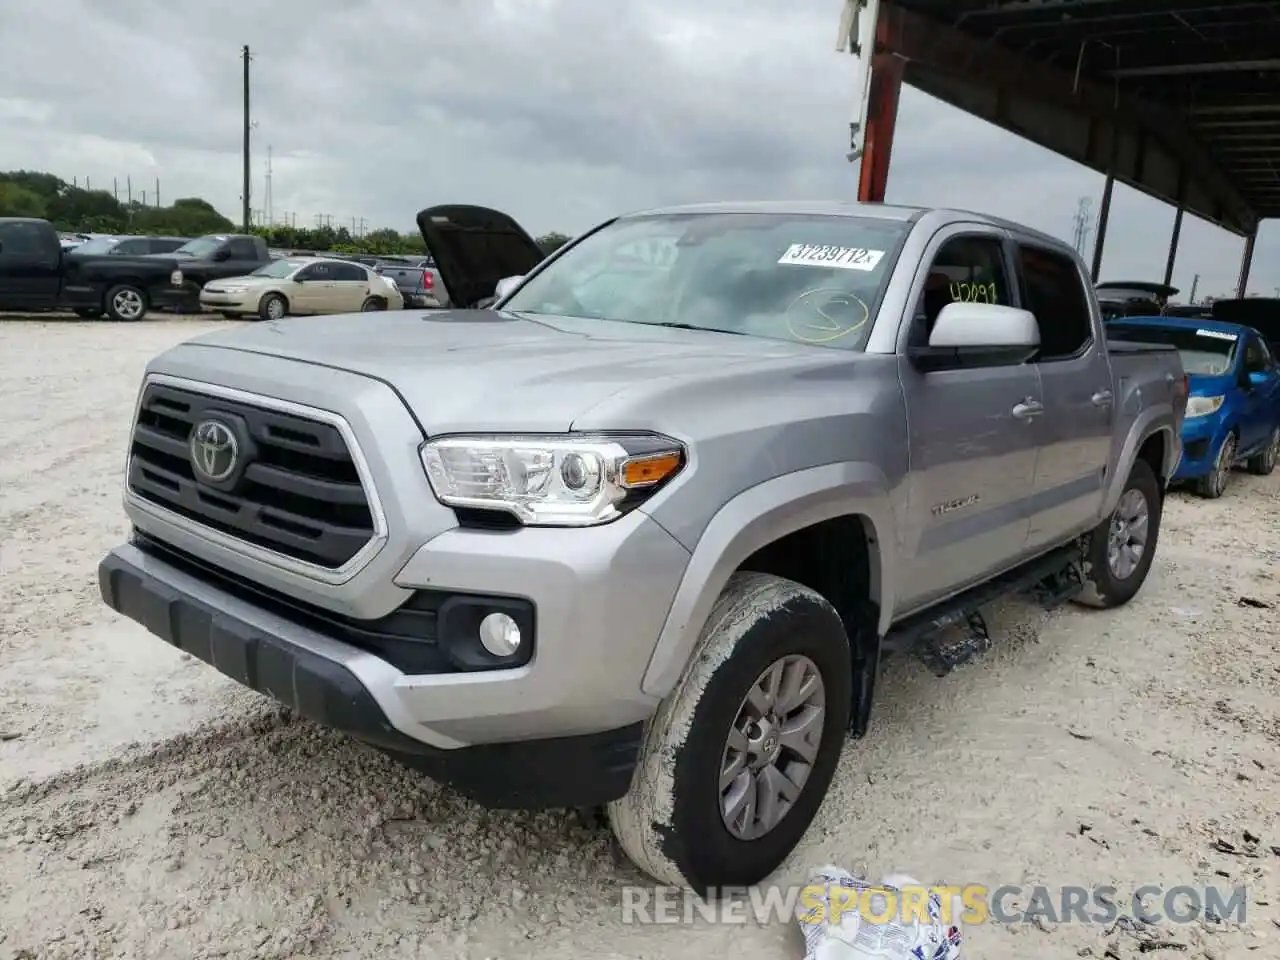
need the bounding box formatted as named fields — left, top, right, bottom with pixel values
left=1, top=317, right=1278, bottom=960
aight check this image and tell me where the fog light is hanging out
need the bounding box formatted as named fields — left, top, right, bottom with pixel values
left=478, top=612, right=521, bottom=657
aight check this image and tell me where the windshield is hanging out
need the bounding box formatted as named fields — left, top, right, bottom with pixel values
left=501, top=212, right=908, bottom=349
left=1108, top=324, right=1238, bottom=375
left=67, top=237, right=119, bottom=256
left=251, top=259, right=304, bottom=278
left=171, top=236, right=227, bottom=259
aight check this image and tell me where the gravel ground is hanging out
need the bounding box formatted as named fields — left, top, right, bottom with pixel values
left=1, top=318, right=1278, bottom=960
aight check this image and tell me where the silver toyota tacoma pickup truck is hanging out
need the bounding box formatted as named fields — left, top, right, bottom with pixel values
left=99, top=201, right=1187, bottom=893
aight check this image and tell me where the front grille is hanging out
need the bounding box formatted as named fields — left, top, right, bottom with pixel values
left=127, top=382, right=375, bottom=568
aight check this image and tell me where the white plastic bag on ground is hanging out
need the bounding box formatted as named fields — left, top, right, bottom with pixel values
left=794, top=865, right=964, bottom=959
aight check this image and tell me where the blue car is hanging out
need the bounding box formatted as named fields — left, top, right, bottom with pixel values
left=1107, top=316, right=1280, bottom=498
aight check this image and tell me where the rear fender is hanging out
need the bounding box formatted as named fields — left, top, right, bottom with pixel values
left=1102, top=409, right=1179, bottom=516
left=640, top=461, right=896, bottom=699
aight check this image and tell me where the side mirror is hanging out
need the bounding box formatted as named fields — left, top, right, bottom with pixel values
left=212, top=249, right=232, bottom=261
left=909, top=302, right=1040, bottom=372
left=494, top=275, right=525, bottom=301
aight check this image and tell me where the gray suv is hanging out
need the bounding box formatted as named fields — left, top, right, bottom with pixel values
left=99, top=201, right=1186, bottom=893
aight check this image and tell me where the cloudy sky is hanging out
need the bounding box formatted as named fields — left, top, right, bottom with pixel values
left=1, top=0, right=1275, bottom=298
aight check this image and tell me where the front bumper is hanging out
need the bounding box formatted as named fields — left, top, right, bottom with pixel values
left=98, top=541, right=647, bottom=809
left=198, top=290, right=256, bottom=313
left=1172, top=415, right=1225, bottom=479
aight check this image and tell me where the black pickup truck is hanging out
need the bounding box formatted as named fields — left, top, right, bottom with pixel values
left=147, top=234, right=273, bottom=310
left=0, top=217, right=185, bottom=320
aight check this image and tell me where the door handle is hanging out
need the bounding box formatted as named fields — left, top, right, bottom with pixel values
left=1011, top=399, right=1044, bottom=420
left=1091, top=388, right=1113, bottom=407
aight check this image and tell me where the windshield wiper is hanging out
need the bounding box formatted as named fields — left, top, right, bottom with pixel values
left=641, top=321, right=749, bottom=336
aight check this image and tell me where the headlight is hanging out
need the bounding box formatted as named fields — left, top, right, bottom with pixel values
left=420, top=434, right=685, bottom=526
left=1185, top=395, right=1224, bottom=418
left=170, top=270, right=183, bottom=285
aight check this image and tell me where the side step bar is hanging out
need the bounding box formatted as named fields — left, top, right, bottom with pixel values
left=882, top=541, right=1086, bottom=676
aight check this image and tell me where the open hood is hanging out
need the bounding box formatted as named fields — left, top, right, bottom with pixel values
left=1211, top=298, right=1280, bottom=346
left=415, top=204, right=546, bottom=308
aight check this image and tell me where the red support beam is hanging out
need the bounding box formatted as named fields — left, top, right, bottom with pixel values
left=857, top=51, right=905, bottom=203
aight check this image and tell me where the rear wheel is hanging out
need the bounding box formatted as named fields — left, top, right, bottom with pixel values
left=257, top=293, right=287, bottom=322
left=1196, top=431, right=1237, bottom=498
left=1246, top=426, right=1279, bottom=476
left=360, top=296, right=386, bottom=312
left=1077, top=458, right=1162, bottom=609
left=104, top=285, right=147, bottom=322
left=608, top=572, right=851, bottom=892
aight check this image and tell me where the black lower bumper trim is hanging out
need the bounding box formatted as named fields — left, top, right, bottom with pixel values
left=97, top=549, right=642, bottom=809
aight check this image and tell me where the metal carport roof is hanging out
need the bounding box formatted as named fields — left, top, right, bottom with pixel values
left=877, top=0, right=1280, bottom=237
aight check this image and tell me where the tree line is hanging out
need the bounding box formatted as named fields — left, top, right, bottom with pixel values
left=0, top=169, right=571, bottom=256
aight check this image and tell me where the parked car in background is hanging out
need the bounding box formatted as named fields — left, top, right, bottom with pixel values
left=373, top=255, right=444, bottom=308
left=58, top=232, right=91, bottom=251
left=150, top=234, right=274, bottom=310
left=66, top=235, right=189, bottom=257
left=101, top=200, right=1186, bottom=892
left=1211, top=297, right=1280, bottom=355
left=0, top=217, right=184, bottom=320
left=1096, top=280, right=1178, bottom=321
left=198, top=255, right=403, bottom=320
left=1107, top=315, right=1280, bottom=497
left=1164, top=303, right=1213, bottom=320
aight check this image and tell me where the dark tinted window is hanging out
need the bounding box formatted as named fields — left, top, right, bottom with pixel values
left=1245, top=335, right=1272, bottom=373
left=332, top=263, right=367, bottom=282
left=1018, top=245, right=1093, bottom=360
left=296, top=262, right=333, bottom=281
left=0, top=221, right=54, bottom=257
left=113, top=238, right=149, bottom=255
left=228, top=238, right=258, bottom=259
left=911, top=235, right=1011, bottom=345
left=150, top=238, right=186, bottom=253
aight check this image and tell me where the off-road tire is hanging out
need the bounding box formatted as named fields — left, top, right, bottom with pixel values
left=1246, top=426, right=1279, bottom=476
left=1077, top=458, right=1163, bottom=609
left=1195, top=430, right=1237, bottom=498
left=360, top=296, right=386, bottom=311
left=104, top=284, right=147, bottom=322
left=257, top=293, right=287, bottom=322
left=607, top=572, right=852, bottom=893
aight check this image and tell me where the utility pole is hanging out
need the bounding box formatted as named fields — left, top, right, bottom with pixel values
left=156, top=178, right=160, bottom=207
left=113, top=177, right=118, bottom=202
left=265, top=144, right=273, bottom=227
left=127, top=176, right=132, bottom=205
left=242, top=44, right=252, bottom=232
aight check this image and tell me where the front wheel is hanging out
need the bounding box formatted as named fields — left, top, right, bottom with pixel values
left=608, top=572, right=851, bottom=892
left=1077, top=458, right=1162, bottom=609
left=1246, top=426, right=1279, bottom=476
left=104, top=285, right=147, bottom=322
left=257, top=293, right=287, bottom=322
left=1195, top=431, right=1237, bottom=498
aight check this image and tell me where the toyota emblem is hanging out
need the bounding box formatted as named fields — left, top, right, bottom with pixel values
left=190, top=419, right=239, bottom=483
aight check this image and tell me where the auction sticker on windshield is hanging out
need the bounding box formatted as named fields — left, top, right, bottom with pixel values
left=778, top=244, right=885, bottom=271
left=1196, top=329, right=1237, bottom=341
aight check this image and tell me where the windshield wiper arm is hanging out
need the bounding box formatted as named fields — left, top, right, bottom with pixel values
left=642, top=322, right=748, bottom=336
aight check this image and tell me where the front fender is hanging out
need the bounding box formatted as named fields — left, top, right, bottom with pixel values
left=640, top=461, right=896, bottom=699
